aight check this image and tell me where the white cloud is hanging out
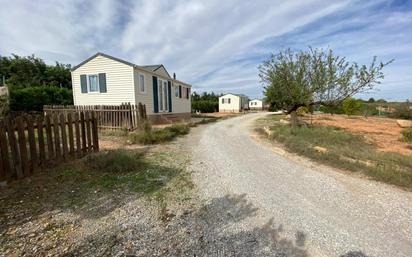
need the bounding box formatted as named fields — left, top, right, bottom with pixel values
left=0, top=0, right=411, bottom=100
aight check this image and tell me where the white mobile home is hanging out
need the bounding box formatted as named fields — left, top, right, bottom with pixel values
left=249, top=99, right=263, bottom=110
left=219, top=93, right=249, bottom=113
left=71, top=53, right=191, bottom=123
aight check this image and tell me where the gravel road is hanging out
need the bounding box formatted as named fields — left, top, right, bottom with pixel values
left=188, top=112, right=412, bottom=257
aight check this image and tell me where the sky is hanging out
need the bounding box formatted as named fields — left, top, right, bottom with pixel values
left=0, top=0, right=411, bottom=101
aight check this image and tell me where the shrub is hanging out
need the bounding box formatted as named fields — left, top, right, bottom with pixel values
left=130, top=129, right=174, bottom=144
left=129, top=124, right=190, bottom=144
left=296, top=106, right=309, bottom=116
left=9, top=85, right=73, bottom=111
left=136, top=120, right=152, bottom=132
left=84, top=149, right=145, bottom=173
left=390, top=101, right=412, bottom=120
left=192, top=100, right=218, bottom=113
left=401, top=128, right=412, bottom=143
left=165, top=124, right=190, bottom=135
left=342, top=98, right=363, bottom=116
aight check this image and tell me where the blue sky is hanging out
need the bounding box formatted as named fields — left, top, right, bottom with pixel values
left=0, top=0, right=411, bottom=100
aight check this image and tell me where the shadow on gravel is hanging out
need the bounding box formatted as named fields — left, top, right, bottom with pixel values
left=340, top=251, right=374, bottom=257
left=186, top=193, right=309, bottom=257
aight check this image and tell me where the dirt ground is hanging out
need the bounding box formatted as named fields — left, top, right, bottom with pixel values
left=304, top=114, right=412, bottom=156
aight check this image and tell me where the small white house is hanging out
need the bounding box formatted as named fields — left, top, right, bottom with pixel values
left=219, top=93, right=249, bottom=113
left=249, top=99, right=263, bottom=110
left=71, top=53, right=191, bottom=123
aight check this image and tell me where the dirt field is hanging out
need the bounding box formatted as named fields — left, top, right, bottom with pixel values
left=304, top=114, right=412, bottom=156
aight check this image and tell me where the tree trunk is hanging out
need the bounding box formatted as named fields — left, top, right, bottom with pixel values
left=290, top=110, right=298, bottom=127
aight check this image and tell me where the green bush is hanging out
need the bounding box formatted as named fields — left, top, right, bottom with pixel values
left=84, top=149, right=145, bottom=173
left=401, top=128, right=412, bottom=143
left=166, top=124, right=190, bottom=135
left=192, top=100, right=218, bottom=113
left=342, top=98, right=363, bottom=116
left=296, top=106, right=309, bottom=116
left=9, top=85, right=73, bottom=111
left=131, top=129, right=174, bottom=144
left=129, top=124, right=190, bottom=144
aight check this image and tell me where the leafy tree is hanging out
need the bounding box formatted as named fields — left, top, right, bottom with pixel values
left=191, top=91, right=221, bottom=113
left=342, top=98, right=363, bottom=115
left=259, top=48, right=392, bottom=125
left=0, top=54, right=73, bottom=111
left=368, top=97, right=375, bottom=103
left=9, top=85, right=73, bottom=112
left=0, top=54, right=72, bottom=88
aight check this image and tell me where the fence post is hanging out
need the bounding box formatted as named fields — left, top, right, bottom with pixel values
left=91, top=112, right=99, bottom=152
left=5, top=118, right=22, bottom=179
left=0, top=121, right=11, bottom=181
left=26, top=115, right=38, bottom=173
left=74, top=112, right=81, bottom=156
left=80, top=112, right=87, bottom=154
left=60, top=113, right=68, bottom=160
left=16, top=117, right=30, bottom=177
left=53, top=114, right=61, bottom=161
left=45, top=114, right=54, bottom=160
left=67, top=113, right=75, bottom=157
left=36, top=116, right=46, bottom=170
left=85, top=112, right=92, bottom=152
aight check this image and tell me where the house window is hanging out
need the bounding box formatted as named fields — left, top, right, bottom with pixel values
left=139, top=74, right=146, bottom=93
left=222, top=98, right=225, bottom=104
left=88, top=75, right=99, bottom=92
left=175, top=85, right=179, bottom=98
left=228, top=98, right=231, bottom=104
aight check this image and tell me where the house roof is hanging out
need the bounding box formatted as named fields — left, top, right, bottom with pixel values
left=250, top=98, right=263, bottom=101
left=141, top=64, right=162, bottom=71
left=141, top=64, right=171, bottom=78
left=220, top=93, right=249, bottom=98
left=71, top=52, right=185, bottom=85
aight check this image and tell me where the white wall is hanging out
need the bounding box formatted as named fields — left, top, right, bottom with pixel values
left=249, top=99, right=263, bottom=108
left=72, top=54, right=191, bottom=115
left=171, top=82, right=191, bottom=113
left=219, top=94, right=241, bottom=112
left=133, top=68, right=191, bottom=115
left=72, top=55, right=135, bottom=105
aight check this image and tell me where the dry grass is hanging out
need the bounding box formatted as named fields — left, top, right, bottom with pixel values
left=257, top=115, right=412, bottom=189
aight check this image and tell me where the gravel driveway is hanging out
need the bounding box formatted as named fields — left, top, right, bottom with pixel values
left=188, top=112, right=412, bottom=257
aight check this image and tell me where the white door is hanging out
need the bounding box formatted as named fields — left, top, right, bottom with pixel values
left=158, top=79, right=169, bottom=112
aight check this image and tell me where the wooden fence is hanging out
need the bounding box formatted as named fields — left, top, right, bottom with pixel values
left=0, top=112, right=99, bottom=182
left=43, top=103, right=147, bottom=130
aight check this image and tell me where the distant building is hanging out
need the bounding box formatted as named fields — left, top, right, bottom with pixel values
left=219, top=93, right=249, bottom=112
left=249, top=99, right=263, bottom=110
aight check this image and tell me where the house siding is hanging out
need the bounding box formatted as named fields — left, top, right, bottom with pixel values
left=249, top=99, right=263, bottom=109
left=72, top=53, right=191, bottom=123
left=133, top=68, right=191, bottom=115
left=171, top=82, right=191, bottom=114
left=133, top=68, right=156, bottom=114
left=219, top=94, right=241, bottom=112
left=72, top=55, right=135, bottom=105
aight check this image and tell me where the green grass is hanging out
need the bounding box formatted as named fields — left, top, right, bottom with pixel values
left=129, top=124, right=190, bottom=144
left=261, top=121, right=412, bottom=189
